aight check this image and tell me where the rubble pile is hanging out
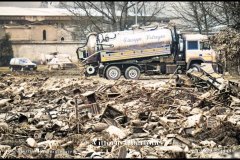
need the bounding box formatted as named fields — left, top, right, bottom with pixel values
left=210, top=28, right=240, bottom=74
left=0, top=73, right=240, bottom=158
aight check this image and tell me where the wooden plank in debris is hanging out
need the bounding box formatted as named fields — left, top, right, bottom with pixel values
left=175, top=135, right=192, bottom=148
left=110, top=86, right=119, bottom=93
left=100, top=105, right=124, bottom=121
left=102, top=118, right=122, bottom=129
left=166, top=134, right=192, bottom=147
left=154, top=146, right=183, bottom=152
left=189, top=71, right=209, bottom=81
left=206, top=116, right=220, bottom=129
left=200, top=63, right=217, bottom=75
left=81, top=91, right=96, bottom=103
left=78, top=103, right=101, bottom=115
left=107, top=93, right=121, bottom=98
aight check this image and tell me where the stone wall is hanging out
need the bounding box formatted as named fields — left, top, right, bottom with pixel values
left=4, top=24, right=74, bottom=42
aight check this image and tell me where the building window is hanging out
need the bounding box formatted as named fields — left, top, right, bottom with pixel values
left=61, top=37, right=64, bottom=41
left=43, top=30, right=46, bottom=40
left=187, top=41, right=198, bottom=50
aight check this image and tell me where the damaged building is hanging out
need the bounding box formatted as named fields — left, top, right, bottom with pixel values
left=0, top=7, right=82, bottom=63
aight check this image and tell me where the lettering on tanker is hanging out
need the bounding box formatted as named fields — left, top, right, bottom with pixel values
left=146, top=34, right=165, bottom=41
left=123, top=37, right=142, bottom=43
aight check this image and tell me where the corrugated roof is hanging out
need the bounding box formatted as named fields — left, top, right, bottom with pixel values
left=0, top=7, right=154, bottom=17
left=0, top=7, right=72, bottom=16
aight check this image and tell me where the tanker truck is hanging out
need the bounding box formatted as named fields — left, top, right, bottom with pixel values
left=76, top=24, right=219, bottom=80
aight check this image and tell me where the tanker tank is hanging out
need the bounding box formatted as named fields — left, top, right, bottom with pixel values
left=85, top=27, right=173, bottom=56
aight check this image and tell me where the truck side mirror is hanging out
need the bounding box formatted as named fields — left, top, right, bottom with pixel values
left=179, top=39, right=183, bottom=52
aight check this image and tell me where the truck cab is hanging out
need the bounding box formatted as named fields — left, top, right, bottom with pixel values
left=182, top=34, right=217, bottom=71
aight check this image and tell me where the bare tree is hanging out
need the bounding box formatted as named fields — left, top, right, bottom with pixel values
left=137, top=2, right=166, bottom=26
left=40, top=1, right=48, bottom=8
left=60, top=1, right=135, bottom=33
left=171, top=2, right=221, bottom=34
left=224, top=2, right=240, bottom=30
left=171, top=2, right=240, bottom=34
left=206, top=2, right=240, bottom=29
left=203, top=2, right=230, bottom=26
left=171, top=2, right=204, bottom=33
left=59, top=1, right=166, bottom=34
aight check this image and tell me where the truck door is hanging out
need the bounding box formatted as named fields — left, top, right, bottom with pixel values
left=185, top=40, right=213, bottom=63
left=199, top=41, right=215, bottom=62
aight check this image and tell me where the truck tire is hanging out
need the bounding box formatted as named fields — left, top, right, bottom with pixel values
left=190, top=64, right=201, bottom=72
left=58, top=65, right=62, bottom=70
left=48, top=66, right=52, bottom=71
left=124, top=66, right=141, bottom=80
left=10, top=66, right=14, bottom=72
left=105, top=66, right=121, bottom=80
left=86, top=66, right=95, bottom=75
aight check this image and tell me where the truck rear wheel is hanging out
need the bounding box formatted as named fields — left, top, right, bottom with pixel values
left=10, top=66, right=14, bottom=72
left=124, top=66, right=140, bottom=80
left=105, top=66, right=121, bottom=80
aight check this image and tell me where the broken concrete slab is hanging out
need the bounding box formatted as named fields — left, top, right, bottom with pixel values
left=183, top=114, right=204, bottom=128
left=90, top=123, right=109, bottom=132
left=26, top=138, right=37, bottom=148
left=0, top=99, right=11, bottom=107
left=227, top=115, right=240, bottom=125
left=105, top=125, right=128, bottom=140
left=0, top=122, right=9, bottom=133
left=154, top=145, right=184, bottom=152
left=200, top=140, right=217, bottom=147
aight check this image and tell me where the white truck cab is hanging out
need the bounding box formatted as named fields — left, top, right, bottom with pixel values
left=182, top=34, right=217, bottom=70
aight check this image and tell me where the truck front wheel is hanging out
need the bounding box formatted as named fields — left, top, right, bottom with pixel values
left=190, top=64, right=201, bottom=72
left=124, top=66, right=141, bottom=80
left=105, top=66, right=121, bottom=80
